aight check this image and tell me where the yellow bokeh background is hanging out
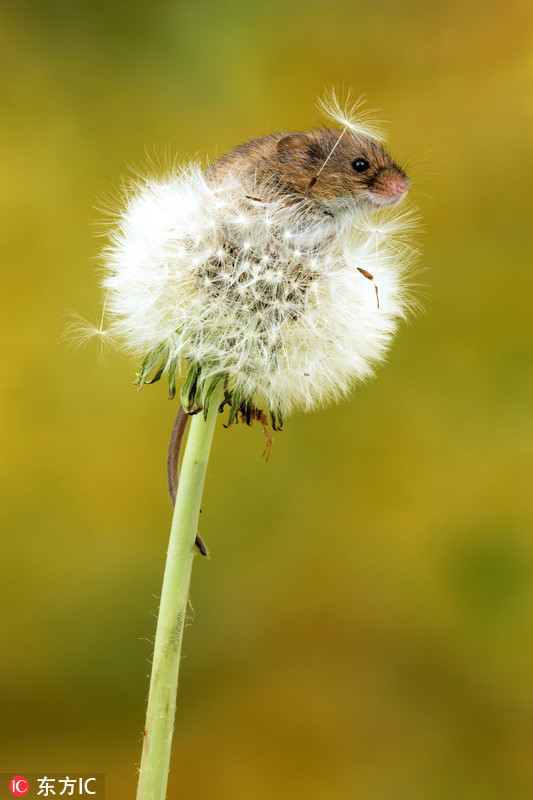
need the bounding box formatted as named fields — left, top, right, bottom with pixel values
left=1, top=1, right=533, bottom=798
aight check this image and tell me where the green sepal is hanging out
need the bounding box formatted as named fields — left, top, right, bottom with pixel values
left=270, top=409, right=283, bottom=431
left=224, top=392, right=242, bottom=428
left=145, top=362, right=166, bottom=386
left=199, top=374, right=222, bottom=418
left=218, top=387, right=233, bottom=413
left=135, top=343, right=170, bottom=391
left=167, top=358, right=178, bottom=400
left=180, top=362, right=199, bottom=412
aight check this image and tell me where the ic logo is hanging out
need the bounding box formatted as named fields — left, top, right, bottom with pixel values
left=9, top=776, right=29, bottom=796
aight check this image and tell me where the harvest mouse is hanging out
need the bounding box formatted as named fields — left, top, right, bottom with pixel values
left=168, top=126, right=410, bottom=555
left=207, top=126, right=409, bottom=214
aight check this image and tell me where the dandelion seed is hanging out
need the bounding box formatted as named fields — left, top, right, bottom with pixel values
left=64, top=305, right=116, bottom=363
left=317, top=86, right=387, bottom=143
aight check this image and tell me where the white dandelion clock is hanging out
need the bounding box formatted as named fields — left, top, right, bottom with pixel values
left=94, top=94, right=422, bottom=800
left=103, top=94, right=418, bottom=429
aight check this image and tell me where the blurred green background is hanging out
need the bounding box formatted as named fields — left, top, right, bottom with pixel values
left=1, top=0, right=533, bottom=797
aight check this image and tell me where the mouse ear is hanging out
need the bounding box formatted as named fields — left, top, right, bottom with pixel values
left=277, top=133, right=315, bottom=163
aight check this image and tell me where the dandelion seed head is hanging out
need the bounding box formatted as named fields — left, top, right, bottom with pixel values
left=100, top=96, right=421, bottom=416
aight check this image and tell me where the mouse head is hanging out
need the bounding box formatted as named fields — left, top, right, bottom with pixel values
left=276, top=128, right=409, bottom=215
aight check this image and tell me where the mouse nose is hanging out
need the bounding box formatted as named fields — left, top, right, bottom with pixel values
left=389, top=176, right=410, bottom=198
left=376, top=174, right=410, bottom=206
left=368, top=171, right=410, bottom=208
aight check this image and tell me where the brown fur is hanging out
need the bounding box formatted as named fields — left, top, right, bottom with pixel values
left=207, top=128, right=409, bottom=210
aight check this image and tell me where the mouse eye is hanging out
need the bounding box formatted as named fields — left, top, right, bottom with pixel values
left=351, top=158, right=370, bottom=173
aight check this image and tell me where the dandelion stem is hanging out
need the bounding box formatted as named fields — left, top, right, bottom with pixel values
left=136, top=382, right=223, bottom=800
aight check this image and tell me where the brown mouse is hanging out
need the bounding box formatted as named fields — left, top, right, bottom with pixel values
left=168, top=126, right=410, bottom=555
left=207, top=127, right=409, bottom=214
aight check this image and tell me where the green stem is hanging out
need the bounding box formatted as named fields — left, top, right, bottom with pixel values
left=136, top=383, right=223, bottom=800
